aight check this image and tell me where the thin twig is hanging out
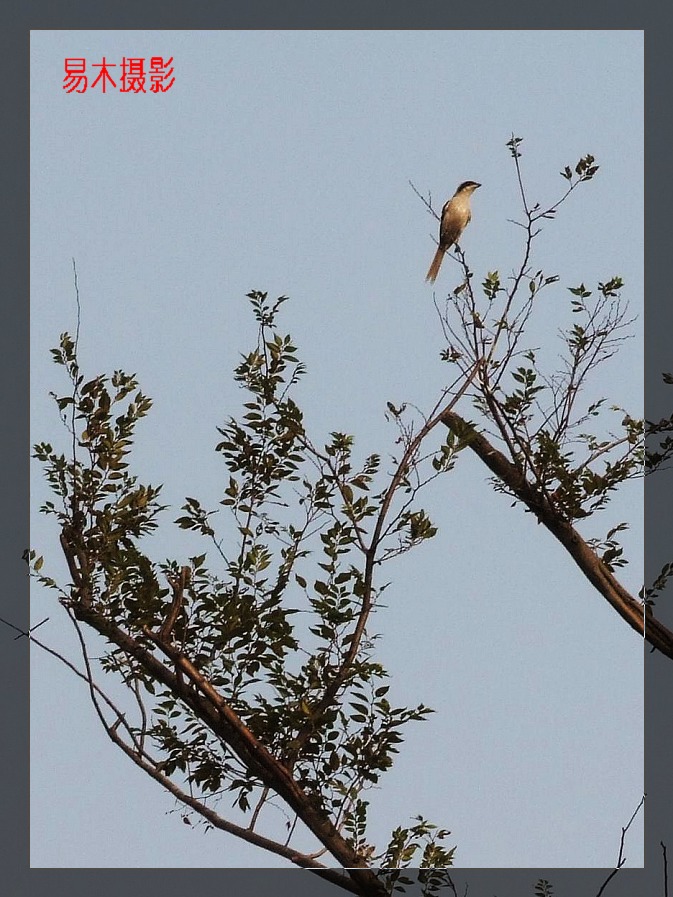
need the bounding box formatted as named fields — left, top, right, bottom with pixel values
left=662, top=841, right=669, bottom=897
left=595, top=794, right=645, bottom=897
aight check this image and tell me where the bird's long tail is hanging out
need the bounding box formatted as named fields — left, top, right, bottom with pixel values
left=425, top=246, right=445, bottom=283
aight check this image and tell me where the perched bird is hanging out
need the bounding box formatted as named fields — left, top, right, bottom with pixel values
left=425, top=180, right=481, bottom=283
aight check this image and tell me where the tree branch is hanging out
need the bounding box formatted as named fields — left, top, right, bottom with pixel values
left=60, top=582, right=387, bottom=895
left=289, top=364, right=481, bottom=763
left=17, top=611, right=368, bottom=894
left=441, top=410, right=673, bottom=659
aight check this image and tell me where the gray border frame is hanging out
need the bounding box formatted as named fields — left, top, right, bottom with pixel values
left=9, top=11, right=668, bottom=897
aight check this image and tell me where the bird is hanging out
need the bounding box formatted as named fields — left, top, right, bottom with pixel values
left=425, top=181, right=481, bottom=283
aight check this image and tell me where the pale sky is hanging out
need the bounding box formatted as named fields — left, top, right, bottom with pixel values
left=30, top=29, right=644, bottom=869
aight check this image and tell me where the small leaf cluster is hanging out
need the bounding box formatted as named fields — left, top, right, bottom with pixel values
left=645, top=373, right=673, bottom=474
left=534, top=881, right=554, bottom=897
left=501, top=363, right=545, bottom=432
left=560, top=153, right=599, bottom=183
left=586, top=523, right=629, bottom=572
left=641, top=560, right=673, bottom=612
left=376, top=816, right=456, bottom=894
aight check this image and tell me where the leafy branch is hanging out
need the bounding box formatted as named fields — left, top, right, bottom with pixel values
left=30, top=289, right=473, bottom=895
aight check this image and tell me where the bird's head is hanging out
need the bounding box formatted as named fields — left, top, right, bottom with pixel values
left=456, top=180, right=481, bottom=194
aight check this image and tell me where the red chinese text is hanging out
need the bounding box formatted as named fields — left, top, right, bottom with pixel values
left=62, top=57, right=176, bottom=94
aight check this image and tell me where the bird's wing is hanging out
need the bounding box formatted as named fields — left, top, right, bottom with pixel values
left=440, top=216, right=463, bottom=247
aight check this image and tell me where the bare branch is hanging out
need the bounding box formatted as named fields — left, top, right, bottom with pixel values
left=595, top=794, right=645, bottom=896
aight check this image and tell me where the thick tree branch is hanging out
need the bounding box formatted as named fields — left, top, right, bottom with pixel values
left=442, top=410, right=673, bottom=660
left=62, top=568, right=387, bottom=896
left=19, top=613, right=363, bottom=894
